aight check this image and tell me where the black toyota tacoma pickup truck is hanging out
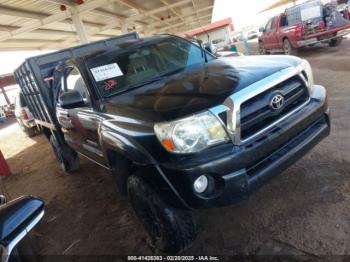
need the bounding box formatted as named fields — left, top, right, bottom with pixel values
left=14, top=32, right=330, bottom=253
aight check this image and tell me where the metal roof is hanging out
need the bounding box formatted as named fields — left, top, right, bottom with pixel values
left=0, top=0, right=214, bottom=51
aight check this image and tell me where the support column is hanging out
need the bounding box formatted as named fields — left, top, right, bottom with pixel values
left=71, top=8, right=90, bottom=44
left=0, top=87, right=10, bottom=105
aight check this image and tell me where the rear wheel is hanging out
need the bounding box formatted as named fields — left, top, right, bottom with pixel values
left=283, top=38, right=298, bottom=56
left=128, top=175, right=197, bottom=254
left=50, top=135, right=79, bottom=173
left=328, top=37, right=343, bottom=47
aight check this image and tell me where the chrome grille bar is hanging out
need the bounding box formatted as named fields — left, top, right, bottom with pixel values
left=210, top=65, right=311, bottom=146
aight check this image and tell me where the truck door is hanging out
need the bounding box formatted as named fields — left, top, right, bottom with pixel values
left=261, top=17, right=274, bottom=49
left=56, top=66, right=107, bottom=167
left=275, top=14, right=288, bottom=49
left=265, top=16, right=279, bottom=49
left=269, top=16, right=280, bottom=49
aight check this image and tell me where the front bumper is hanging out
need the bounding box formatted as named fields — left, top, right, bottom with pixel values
left=158, top=85, right=330, bottom=209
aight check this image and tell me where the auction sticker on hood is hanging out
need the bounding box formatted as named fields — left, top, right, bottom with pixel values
left=90, top=63, right=123, bottom=82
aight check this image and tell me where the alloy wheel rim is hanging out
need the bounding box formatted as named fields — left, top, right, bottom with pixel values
left=284, top=41, right=290, bottom=55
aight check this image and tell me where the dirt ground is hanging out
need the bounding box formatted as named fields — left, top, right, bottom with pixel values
left=1, top=38, right=350, bottom=258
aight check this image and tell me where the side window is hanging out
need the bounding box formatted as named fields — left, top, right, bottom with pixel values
left=265, top=18, right=272, bottom=31
left=187, top=43, right=207, bottom=65
left=280, top=15, right=288, bottom=27
left=65, top=67, right=90, bottom=105
left=270, top=17, right=277, bottom=30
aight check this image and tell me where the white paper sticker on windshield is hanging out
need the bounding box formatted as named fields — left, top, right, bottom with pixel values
left=90, top=63, right=123, bottom=82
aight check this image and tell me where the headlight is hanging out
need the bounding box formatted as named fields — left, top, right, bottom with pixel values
left=154, top=112, right=229, bottom=154
left=301, top=59, right=314, bottom=89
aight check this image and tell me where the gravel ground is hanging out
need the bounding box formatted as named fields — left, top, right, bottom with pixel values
left=0, top=38, right=349, bottom=258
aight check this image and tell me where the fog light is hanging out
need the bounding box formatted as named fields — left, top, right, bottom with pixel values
left=193, top=175, right=208, bottom=193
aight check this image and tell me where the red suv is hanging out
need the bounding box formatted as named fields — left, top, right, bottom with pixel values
left=259, top=1, right=350, bottom=55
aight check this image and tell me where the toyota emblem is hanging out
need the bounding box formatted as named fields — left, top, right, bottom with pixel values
left=270, top=94, right=284, bottom=111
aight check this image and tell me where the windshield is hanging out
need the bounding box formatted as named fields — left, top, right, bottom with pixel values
left=86, top=36, right=215, bottom=98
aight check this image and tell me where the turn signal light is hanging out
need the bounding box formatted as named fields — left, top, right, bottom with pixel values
left=161, top=138, right=176, bottom=152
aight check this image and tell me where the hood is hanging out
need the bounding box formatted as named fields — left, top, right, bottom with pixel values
left=104, top=55, right=301, bottom=122
left=225, top=55, right=301, bottom=89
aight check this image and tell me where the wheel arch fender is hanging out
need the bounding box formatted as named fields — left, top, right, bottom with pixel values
left=99, top=130, right=190, bottom=209
left=283, top=36, right=297, bottom=49
left=99, top=129, right=155, bottom=168
left=99, top=129, right=156, bottom=195
left=282, top=36, right=289, bottom=41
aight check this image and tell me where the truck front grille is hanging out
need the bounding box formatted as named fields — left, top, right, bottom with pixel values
left=240, top=75, right=309, bottom=140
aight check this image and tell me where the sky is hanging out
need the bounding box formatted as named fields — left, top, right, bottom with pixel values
left=212, top=0, right=301, bottom=30
left=0, top=50, right=51, bottom=105
left=0, top=50, right=45, bottom=75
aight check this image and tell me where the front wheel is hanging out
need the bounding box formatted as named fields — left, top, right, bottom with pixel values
left=283, top=38, right=298, bottom=55
left=128, top=175, right=197, bottom=254
left=258, top=41, right=269, bottom=55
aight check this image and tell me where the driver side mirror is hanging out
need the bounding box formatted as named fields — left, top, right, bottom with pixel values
left=259, top=26, right=265, bottom=33
left=0, top=196, right=44, bottom=262
left=59, top=90, right=85, bottom=109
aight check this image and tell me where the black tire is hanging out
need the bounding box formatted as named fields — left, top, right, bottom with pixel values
left=283, top=38, right=298, bottom=56
left=50, top=135, right=79, bottom=173
left=328, top=37, right=342, bottom=47
left=110, top=154, right=131, bottom=196
left=258, top=41, right=269, bottom=55
left=128, top=175, right=197, bottom=254
left=24, top=127, right=36, bottom=138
